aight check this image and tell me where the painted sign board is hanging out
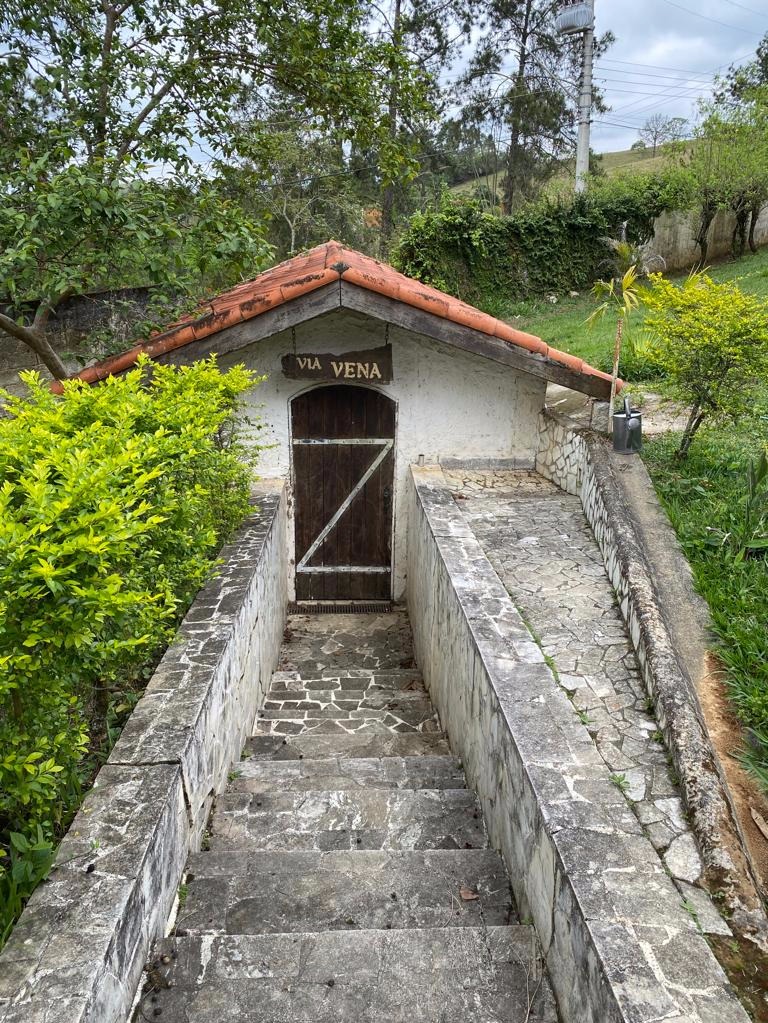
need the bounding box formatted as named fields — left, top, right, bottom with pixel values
left=282, top=345, right=392, bottom=383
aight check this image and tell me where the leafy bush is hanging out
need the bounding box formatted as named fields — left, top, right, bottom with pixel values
left=594, top=328, right=666, bottom=382
left=392, top=172, right=687, bottom=309
left=0, top=356, right=260, bottom=944
left=643, top=271, right=768, bottom=457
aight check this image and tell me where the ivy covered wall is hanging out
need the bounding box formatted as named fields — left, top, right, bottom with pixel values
left=392, top=175, right=688, bottom=307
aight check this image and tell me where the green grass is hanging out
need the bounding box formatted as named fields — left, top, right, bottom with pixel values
left=498, top=246, right=768, bottom=374
left=643, top=419, right=768, bottom=787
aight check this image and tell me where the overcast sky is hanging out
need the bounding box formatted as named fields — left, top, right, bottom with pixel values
left=591, top=0, right=768, bottom=153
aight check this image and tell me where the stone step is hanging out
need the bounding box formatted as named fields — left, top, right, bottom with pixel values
left=245, top=730, right=451, bottom=760
left=147, top=927, right=557, bottom=1023
left=277, top=663, right=420, bottom=678
left=208, top=788, right=487, bottom=852
left=269, top=669, right=425, bottom=695
left=178, top=849, right=516, bottom=933
left=230, top=756, right=466, bottom=794
left=252, top=702, right=440, bottom=737
left=262, top=688, right=430, bottom=708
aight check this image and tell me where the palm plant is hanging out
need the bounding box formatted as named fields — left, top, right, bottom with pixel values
left=587, top=264, right=641, bottom=424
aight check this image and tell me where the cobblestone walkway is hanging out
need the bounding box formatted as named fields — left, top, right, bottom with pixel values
left=445, top=469, right=730, bottom=934
left=136, top=611, right=557, bottom=1022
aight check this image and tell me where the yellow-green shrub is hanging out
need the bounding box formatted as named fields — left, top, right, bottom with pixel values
left=644, top=271, right=768, bottom=458
left=0, top=356, right=260, bottom=944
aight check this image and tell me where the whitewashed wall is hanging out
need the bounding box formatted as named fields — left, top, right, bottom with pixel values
left=222, top=308, right=546, bottom=599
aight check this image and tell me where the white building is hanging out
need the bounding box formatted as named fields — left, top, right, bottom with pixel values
left=71, top=242, right=613, bottom=601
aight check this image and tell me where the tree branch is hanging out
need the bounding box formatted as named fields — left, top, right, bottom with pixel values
left=0, top=313, right=69, bottom=380
left=32, top=287, right=76, bottom=332
left=109, top=35, right=202, bottom=173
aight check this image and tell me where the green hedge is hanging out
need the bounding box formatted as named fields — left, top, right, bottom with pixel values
left=0, top=356, right=260, bottom=945
left=392, top=173, right=691, bottom=308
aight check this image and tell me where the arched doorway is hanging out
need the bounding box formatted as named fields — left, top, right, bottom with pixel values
left=290, top=385, right=396, bottom=601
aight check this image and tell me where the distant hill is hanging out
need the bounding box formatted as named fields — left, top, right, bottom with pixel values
left=450, top=143, right=687, bottom=199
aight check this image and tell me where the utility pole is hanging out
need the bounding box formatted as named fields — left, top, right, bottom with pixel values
left=554, top=1, right=595, bottom=193
left=574, top=16, right=594, bottom=192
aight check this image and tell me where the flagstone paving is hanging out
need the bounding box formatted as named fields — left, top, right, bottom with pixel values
left=134, top=611, right=557, bottom=1022
left=444, top=468, right=730, bottom=931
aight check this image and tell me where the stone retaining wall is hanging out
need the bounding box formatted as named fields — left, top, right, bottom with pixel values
left=0, top=483, right=287, bottom=1023
left=407, top=464, right=749, bottom=1023
left=535, top=411, right=767, bottom=940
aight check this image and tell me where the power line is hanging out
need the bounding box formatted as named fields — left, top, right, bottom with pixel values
left=594, top=65, right=714, bottom=84
left=657, top=0, right=761, bottom=34
left=594, top=81, right=710, bottom=99
left=596, top=50, right=757, bottom=77
left=596, top=58, right=713, bottom=76
left=719, top=0, right=767, bottom=19
left=596, top=118, right=659, bottom=131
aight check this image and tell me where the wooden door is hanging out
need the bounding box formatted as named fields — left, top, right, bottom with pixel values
left=291, top=385, right=395, bottom=601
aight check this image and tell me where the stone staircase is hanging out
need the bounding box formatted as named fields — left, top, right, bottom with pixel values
left=138, top=613, right=556, bottom=1022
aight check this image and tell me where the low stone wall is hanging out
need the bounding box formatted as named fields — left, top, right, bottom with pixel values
left=0, top=483, right=287, bottom=1023
left=535, top=412, right=767, bottom=941
left=407, top=465, right=748, bottom=1023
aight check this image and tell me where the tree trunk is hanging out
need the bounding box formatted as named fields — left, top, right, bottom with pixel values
left=0, top=312, right=69, bottom=380
left=731, top=198, right=748, bottom=259
left=608, top=314, right=624, bottom=429
left=379, top=0, right=402, bottom=257
left=748, top=201, right=761, bottom=254
left=676, top=404, right=705, bottom=460
left=502, top=0, right=533, bottom=215
left=694, top=202, right=715, bottom=266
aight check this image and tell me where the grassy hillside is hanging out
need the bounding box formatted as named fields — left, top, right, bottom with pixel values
left=451, top=143, right=684, bottom=198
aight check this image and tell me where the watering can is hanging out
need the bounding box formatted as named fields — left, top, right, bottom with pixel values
left=612, top=396, right=642, bottom=454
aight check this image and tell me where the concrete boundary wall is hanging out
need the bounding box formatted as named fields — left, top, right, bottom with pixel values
left=0, top=483, right=288, bottom=1023
left=647, top=205, right=768, bottom=273
left=407, top=465, right=748, bottom=1023
left=536, top=412, right=768, bottom=942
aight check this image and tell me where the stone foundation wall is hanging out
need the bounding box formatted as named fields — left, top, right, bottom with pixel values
left=406, top=464, right=749, bottom=1023
left=534, top=408, right=587, bottom=496
left=0, top=483, right=288, bottom=1023
left=535, top=412, right=767, bottom=939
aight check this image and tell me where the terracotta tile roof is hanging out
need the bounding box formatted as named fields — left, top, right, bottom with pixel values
left=52, top=241, right=618, bottom=393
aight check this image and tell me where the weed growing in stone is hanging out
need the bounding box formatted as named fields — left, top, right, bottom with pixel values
left=610, top=773, right=630, bottom=793
left=681, top=898, right=702, bottom=933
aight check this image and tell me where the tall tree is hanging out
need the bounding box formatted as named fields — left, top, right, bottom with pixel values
left=374, top=0, right=473, bottom=254
left=714, top=33, right=768, bottom=252
left=0, top=0, right=429, bottom=377
left=638, top=114, right=687, bottom=157
left=218, top=118, right=378, bottom=258
left=717, top=31, right=768, bottom=102
left=460, top=0, right=611, bottom=212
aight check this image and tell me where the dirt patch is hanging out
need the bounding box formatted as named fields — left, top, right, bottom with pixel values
left=709, top=934, right=768, bottom=1022
left=697, top=652, right=768, bottom=894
